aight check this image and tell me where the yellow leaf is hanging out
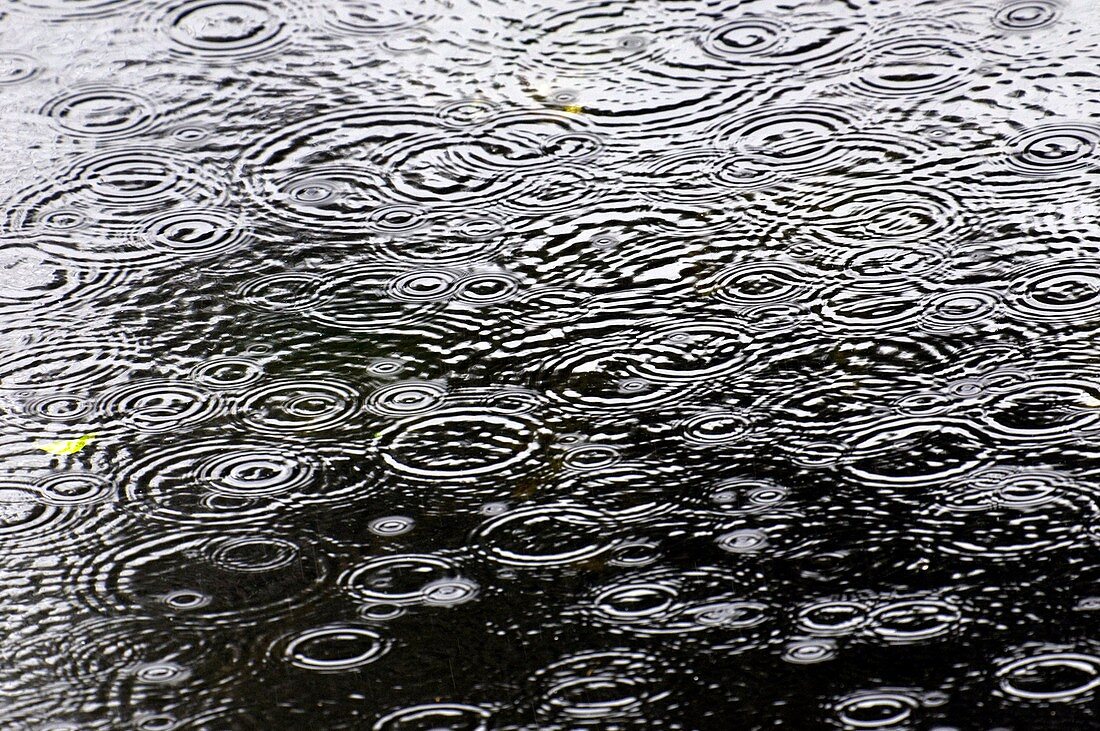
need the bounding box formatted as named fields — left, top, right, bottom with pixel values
left=562, top=104, right=584, bottom=114
left=37, top=433, right=96, bottom=455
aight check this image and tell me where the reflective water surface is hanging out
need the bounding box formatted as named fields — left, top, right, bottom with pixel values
left=3, top=0, right=1100, bottom=728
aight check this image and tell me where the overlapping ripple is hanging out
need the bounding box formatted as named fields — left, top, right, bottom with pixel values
left=4, top=0, right=1100, bottom=727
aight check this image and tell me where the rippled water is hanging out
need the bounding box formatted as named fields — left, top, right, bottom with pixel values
left=3, top=0, right=1100, bottom=728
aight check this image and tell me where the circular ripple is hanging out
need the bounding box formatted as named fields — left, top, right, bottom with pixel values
left=454, top=212, right=507, bottom=240
left=384, top=268, right=460, bottom=303
left=843, top=417, right=989, bottom=487
left=918, top=477, right=1097, bottom=561
left=681, top=411, right=753, bottom=446
left=541, top=131, right=605, bottom=161
left=440, top=109, right=600, bottom=174
left=1004, top=124, right=1100, bottom=175
left=18, top=392, right=95, bottom=422
left=608, top=542, right=661, bottom=567
left=4, top=616, right=236, bottom=722
left=630, top=320, right=755, bottom=383
left=171, top=124, right=211, bottom=144
left=700, top=16, right=864, bottom=69
left=421, top=577, right=480, bottom=606
left=701, top=18, right=784, bottom=59
left=0, top=486, right=91, bottom=554
left=280, top=625, right=388, bottom=672
left=436, top=99, right=498, bottom=128
left=340, top=554, right=466, bottom=605
left=70, top=528, right=329, bottom=624
left=197, top=446, right=315, bottom=498
left=631, top=148, right=780, bottom=203
left=42, top=86, right=155, bottom=139
left=920, top=289, right=1001, bottom=331
left=799, top=182, right=965, bottom=247
left=237, top=271, right=330, bottom=313
left=709, top=479, right=788, bottom=512
left=523, top=650, right=668, bottom=725
left=8, top=197, right=226, bottom=269
left=561, top=444, right=622, bottom=471
left=0, top=54, right=39, bottom=85
left=162, top=0, right=292, bottom=61
left=840, top=243, right=949, bottom=288
left=530, top=649, right=674, bottom=723
left=133, top=660, right=191, bottom=684
left=993, top=1, right=1061, bottom=30
left=36, top=208, right=89, bottom=231
left=136, top=207, right=249, bottom=259
left=373, top=703, right=490, bottom=731
left=207, top=534, right=299, bottom=572
left=453, top=271, right=522, bottom=305
left=159, top=589, right=211, bottom=611
left=472, top=504, right=616, bottom=567
left=496, top=167, right=605, bottom=216
left=537, top=334, right=695, bottom=412
left=365, top=358, right=406, bottom=379
left=703, top=260, right=815, bottom=306
left=584, top=566, right=771, bottom=642
left=796, top=599, right=869, bottom=635
left=236, top=104, right=602, bottom=218
left=254, top=164, right=397, bottom=234
left=981, top=378, right=1100, bottom=441
left=366, top=204, right=428, bottom=234
left=847, top=38, right=976, bottom=99
left=34, top=472, right=113, bottom=506
left=783, top=439, right=849, bottom=468
left=0, top=246, right=127, bottom=316
left=367, top=515, right=414, bottom=536
left=834, top=690, right=920, bottom=729
left=322, top=0, right=440, bottom=36
left=133, top=715, right=178, bottom=730
left=782, top=639, right=838, bottom=664
left=892, top=391, right=954, bottom=417
left=708, top=103, right=861, bottom=173
left=365, top=380, right=447, bottom=417
left=998, top=652, right=1100, bottom=701
left=1007, top=259, right=1100, bottom=322
left=866, top=599, right=961, bottom=644
left=96, top=379, right=222, bottom=433
left=189, top=357, right=263, bottom=390
left=119, top=438, right=334, bottom=524
left=377, top=409, right=542, bottom=480
left=236, top=377, right=361, bottom=435
left=716, top=528, right=769, bottom=554
left=358, top=604, right=404, bottom=621
left=309, top=263, right=453, bottom=333
left=66, top=148, right=215, bottom=210
left=986, top=469, right=1072, bottom=507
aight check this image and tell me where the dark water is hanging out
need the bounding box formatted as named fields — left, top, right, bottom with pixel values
left=2, top=0, right=1100, bottom=728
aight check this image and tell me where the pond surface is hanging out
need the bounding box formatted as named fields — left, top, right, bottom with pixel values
left=2, top=0, right=1100, bottom=728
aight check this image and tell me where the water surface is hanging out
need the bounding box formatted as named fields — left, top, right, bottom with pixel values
left=2, top=0, right=1100, bottom=728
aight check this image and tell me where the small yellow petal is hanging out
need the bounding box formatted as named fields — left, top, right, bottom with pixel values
left=37, top=433, right=96, bottom=455
left=562, top=104, right=583, bottom=114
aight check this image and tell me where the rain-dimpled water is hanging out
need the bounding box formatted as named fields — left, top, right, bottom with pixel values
left=2, top=0, right=1100, bottom=728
